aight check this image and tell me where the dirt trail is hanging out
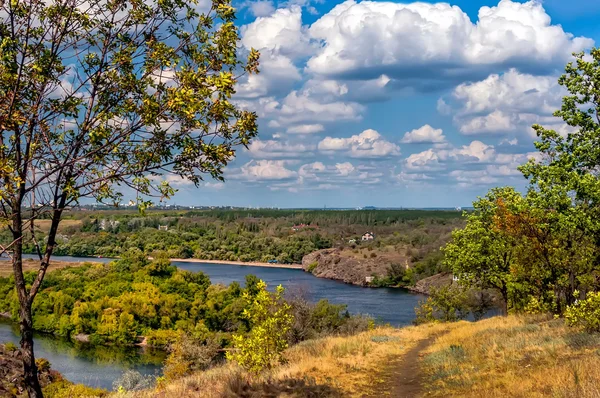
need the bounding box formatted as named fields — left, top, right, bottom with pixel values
left=364, top=336, right=438, bottom=398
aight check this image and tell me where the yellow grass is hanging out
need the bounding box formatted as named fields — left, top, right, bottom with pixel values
left=33, top=219, right=82, bottom=232
left=421, top=315, right=600, bottom=397
left=117, top=314, right=600, bottom=398
left=0, top=258, right=98, bottom=277
left=119, top=323, right=450, bottom=398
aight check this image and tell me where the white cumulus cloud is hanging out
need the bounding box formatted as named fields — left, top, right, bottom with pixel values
left=318, top=129, right=401, bottom=159
left=401, top=125, right=446, bottom=144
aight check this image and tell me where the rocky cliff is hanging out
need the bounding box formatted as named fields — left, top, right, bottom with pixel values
left=302, top=248, right=394, bottom=286
left=0, top=344, right=61, bottom=396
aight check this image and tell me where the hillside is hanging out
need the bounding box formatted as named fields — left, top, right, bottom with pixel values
left=103, top=315, right=600, bottom=397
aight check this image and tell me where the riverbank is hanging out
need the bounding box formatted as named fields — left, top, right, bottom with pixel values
left=168, top=258, right=303, bottom=269
left=0, top=258, right=103, bottom=277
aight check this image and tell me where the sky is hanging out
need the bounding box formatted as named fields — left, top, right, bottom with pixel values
left=165, top=0, right=600, bottom=208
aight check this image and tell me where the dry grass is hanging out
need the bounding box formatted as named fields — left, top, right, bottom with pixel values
left=0, top=258, right=98, bottom=277
left=33, top=219, right=82, bottom=233
left=422, top=315, right=600, bottom=397
left=118, top=323, right=450, bottom=398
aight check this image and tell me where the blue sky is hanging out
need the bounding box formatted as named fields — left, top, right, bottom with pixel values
left=165, top=0, right=600, bottom=208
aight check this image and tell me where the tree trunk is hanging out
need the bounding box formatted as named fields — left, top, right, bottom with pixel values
left=500, top=286, right=508, bottom=316
left=12, top=220, right=44, bottom=397
left=20, top=305, right=43, bottom=398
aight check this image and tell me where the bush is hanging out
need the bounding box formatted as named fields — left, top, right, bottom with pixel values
left=227, top=281, right=293, bottom=373
left=163, top=334, right=221, bottom=381
left=414, top=285, right=470, bottom=324
left=565, top=292, right=600, bottom=332
left=36, top=358, right=51, bottom=372
left=307, top=262, right=318, bottom=273
left=113, top=370, right=155, bottom=392
left=4, top=342, right=17, bottom=352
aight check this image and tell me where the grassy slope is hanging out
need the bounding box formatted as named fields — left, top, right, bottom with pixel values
left=116, top=315, right=600, bottom=398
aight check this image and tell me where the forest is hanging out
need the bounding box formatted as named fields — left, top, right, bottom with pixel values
left=0, top=251, right=370, bottom=350
left=2, top=209, right=463, bottom=283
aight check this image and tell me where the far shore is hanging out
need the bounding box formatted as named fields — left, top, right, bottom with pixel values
left=167, top=258, right=304, bottom=270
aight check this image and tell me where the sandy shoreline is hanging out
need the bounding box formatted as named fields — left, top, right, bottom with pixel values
left=0, top=255, right=304, bottom=272
left=167, top=258, right=304, bottom=270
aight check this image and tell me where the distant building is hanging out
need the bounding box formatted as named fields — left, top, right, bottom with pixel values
left=361, top=232, right=375, bottom=241
left=158, top=225, right=168, bottom=231
left=292, top=223, right=318, bottom=232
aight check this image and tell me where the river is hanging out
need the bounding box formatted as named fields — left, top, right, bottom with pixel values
left=0, top=255, right=425, bottom=390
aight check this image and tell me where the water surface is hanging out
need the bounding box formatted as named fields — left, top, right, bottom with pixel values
left=1, top=255, right=425, bottom=389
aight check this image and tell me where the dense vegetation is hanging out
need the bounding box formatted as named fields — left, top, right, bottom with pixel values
left=431, top=50, right=600, bottom=326
left=2, top=209, right=462, bottom=284
left=0, top=252, right=370, bottom=351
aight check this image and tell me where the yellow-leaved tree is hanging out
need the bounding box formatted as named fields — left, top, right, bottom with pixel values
left=227, top=280, right=293, bottom=373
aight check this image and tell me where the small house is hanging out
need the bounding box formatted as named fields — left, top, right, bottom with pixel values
left=361, top=232, right=375, bottom=241
left=158, top=225, right=168, bottom=231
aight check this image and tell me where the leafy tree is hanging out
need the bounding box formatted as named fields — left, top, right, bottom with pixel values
left=443, top=187, right=523, bottom=315
left=226, top=280, right=293, bottom=373
left=0, top=0, right=259, bottom=394
left=519, top=48, right=600, bottom=313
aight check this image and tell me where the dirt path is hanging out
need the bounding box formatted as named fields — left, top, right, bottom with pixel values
left=365, top=336, right=437, bottom=398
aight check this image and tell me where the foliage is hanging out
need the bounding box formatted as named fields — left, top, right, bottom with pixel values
left=112, top=370, right=155, bottom=392
left=442, top=49, right=600, bottom=318
left=0, top=255, right=250, bottom=345
left=414, top=285, right=470, bottom=324
left=1, top=0, right=260, bottom=392
left=42, top=380, right=106, bottom=398
left=285, top=288, right=373, bottom=344
left=163, top=334, right=221, bottom=381
left=226, top=281, right=293, bottom=373
left=565, top=292, right=600, bottom=333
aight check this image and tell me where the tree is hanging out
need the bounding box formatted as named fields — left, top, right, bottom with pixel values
left=443, top=187, right=523, bottom=315
left=519, top=48, right=600, bottom=312
left=226, top=280, right=292, bottom=373
left=0, top=0, right=259, bottom=394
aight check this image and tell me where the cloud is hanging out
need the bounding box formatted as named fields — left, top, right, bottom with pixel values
left=247, top=0, right=275, bottom=17
left=237, top=90, right=364, bottom=127
left=405, top=149, right=443, bottom=171
left=401, top=125, right=446, bottom=144
left=237, top=6, right=309, bottom=98
left=306, top=0, right=592, bottom=85
left=246, top=139, right=315, bottom=158
left=241, top=6, right=311, bottom=59
left=239, top=160, right=297, bottom=181
left=236, top=53, right=302, bottom=98
left=318, top=129, right=401, bottom=158
left=297, top=161, right=384, bottom=187
left=286, top=124, right=325, bottom=134
left=442, top=69, right=566, bottom=136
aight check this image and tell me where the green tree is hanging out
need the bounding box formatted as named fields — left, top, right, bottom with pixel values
left=519, top=48, right=600, bottom=313
left=443, top=187, right=523, bottom=315
left=0, top=0, right=259, bottom=394
left=226, top=280, right=293, bottom=373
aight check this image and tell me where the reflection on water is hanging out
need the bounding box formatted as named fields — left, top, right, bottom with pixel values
left=0, top=319, right=165, bottom=390
left=1, top=255, right=427, bottom=389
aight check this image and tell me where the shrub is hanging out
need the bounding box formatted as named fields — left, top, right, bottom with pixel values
left=227, top=281, right=293, bottom=373
left=36, top=358, right=51, bottom=372
left=4, top=342, right=18, bottom=352
left=307, top=262, right=318, bottom=273
left=565, top=292, right=600, bottom=332
left=414, top=285, right=470, bottom=324
left=113, top=370, right=155, bottom=392
left=163, top=334, right=221, bottom=381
